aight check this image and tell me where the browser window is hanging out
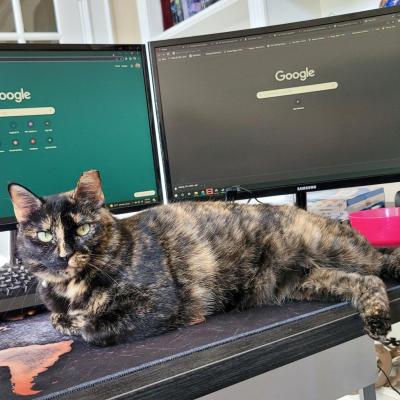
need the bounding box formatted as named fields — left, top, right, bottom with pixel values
left=0, top=47, right=160, bottom=225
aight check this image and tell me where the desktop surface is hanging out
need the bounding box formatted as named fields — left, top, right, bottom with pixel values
left=1, top=280, right=400, bottom=400
left=0, top=45, right=161, bottom=230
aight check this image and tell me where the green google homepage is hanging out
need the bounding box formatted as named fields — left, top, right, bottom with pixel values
left=0, top=48, right=160, bottom=225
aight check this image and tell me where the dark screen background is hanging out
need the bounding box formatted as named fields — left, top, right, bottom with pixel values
left=155, top=13, right=400, bottom=196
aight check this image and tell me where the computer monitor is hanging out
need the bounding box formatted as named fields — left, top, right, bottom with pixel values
left=150, top=6, right=400, bottom=205
left=0, top=44, right=162, bottom=231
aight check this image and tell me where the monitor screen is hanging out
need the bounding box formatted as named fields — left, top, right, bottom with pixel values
left=151, top=7, right=400, bottom=202
left=0, top=45, right=161, bottom=231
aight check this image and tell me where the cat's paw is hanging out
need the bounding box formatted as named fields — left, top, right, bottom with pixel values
left=50, top=313, right=81, bottom=336
left=363, top=308, right=391, bottom=340
left=81, top=320, right=117, bottom=346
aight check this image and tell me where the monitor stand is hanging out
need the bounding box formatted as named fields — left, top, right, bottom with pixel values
left=295, top=192, right=307, bottom=210
left=0, top=229, right=43, bottom=314
left=225, top=187, right=308, bottom=210
left=395, top=191, right=400, bottom=207
left=9, top=230, right=17, bottom=266
left=1, top=230, right=18, bottom=268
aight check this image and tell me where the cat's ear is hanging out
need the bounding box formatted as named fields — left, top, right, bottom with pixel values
left=73, top=170, right=105, bottom=208
left=8, top=184, right=43, bottom=223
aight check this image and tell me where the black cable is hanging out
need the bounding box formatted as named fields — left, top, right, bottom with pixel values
left=377, top=364, right=400, bottom=396
left=225, top=185, right=265, bottom=204
left=237, top=186, right=265, bottom=204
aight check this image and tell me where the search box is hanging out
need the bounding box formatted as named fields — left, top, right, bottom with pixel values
left=134, top=190, right=156, bottom=198
left=0, top=106, right=55, bottom=118
left=256, top=82, right=338, bottom=99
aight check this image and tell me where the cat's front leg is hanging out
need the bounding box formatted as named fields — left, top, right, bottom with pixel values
left=293, top=269, right=391, bottom=340
left=50, top=312, right=82, bottom=336
left=80, top=312, right=132, bottom=346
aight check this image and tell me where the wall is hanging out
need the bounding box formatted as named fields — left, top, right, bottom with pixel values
left=320, top=0, right=380, bottom=16
left=110, top=0, right=141, bottom=43
left=0, top=233, right=9, bottom=265
left=379, top=183, right=400, bottom=204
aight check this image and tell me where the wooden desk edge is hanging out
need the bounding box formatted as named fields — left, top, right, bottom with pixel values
left=39, top=285, right=400, bottom=400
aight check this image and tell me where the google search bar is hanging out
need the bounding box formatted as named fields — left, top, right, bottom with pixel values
left=256, top=82, right=338, bottom=99
left=0, top=106, right=55, bottom=118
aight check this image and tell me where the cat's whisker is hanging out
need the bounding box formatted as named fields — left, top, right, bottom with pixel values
left=86, top=262, right=120, bottom=286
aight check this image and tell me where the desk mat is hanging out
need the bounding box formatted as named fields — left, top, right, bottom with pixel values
left=1, top=281, right=399, bottom=400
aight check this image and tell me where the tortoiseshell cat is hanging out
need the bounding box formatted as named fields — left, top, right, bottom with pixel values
left=8, top=170, right=400, bottom=346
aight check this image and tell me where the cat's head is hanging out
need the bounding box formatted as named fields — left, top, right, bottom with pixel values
left=8, top=170, right=113, bottom=283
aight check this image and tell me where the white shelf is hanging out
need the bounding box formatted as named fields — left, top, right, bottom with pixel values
left=136, top=0, right=381, bottom=42
left=136, top=0, right=253, bottom=42
left=154, top=0, right=251, bottom=41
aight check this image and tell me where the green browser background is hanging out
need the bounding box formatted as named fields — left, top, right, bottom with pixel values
left=0, top=49, right=160, bottom=225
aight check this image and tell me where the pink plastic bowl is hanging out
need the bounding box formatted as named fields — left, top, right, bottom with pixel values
left=349, top=208, right=400, bottom=248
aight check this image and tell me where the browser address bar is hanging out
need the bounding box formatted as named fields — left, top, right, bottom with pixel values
left=256, top=82, right=338, bottom=99
left=0, top=106, right=55, bottom=118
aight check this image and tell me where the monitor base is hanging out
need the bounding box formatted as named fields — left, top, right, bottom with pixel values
left=295, top=192, right=307, bottom=210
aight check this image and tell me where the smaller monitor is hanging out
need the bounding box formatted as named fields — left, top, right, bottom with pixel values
left=0, top=44, right=162, bottom=231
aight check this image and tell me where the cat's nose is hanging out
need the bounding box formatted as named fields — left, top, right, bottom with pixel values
left=58, top=241, right=73, bottom=259
left=59, top=254, right=72, bottom=263
left=58, top=248, right=73, bottom=260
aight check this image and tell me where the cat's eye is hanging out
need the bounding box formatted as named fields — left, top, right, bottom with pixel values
left=76, top=223, right=90, bottom=236
left=37, top=231, right=53, bottom=242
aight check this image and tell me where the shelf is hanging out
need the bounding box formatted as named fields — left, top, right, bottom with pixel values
left=154, top=0, right=251, bottom=40
left=136, top=0, right=381, bottom=42
left=136, top=0, right=252, bottom=42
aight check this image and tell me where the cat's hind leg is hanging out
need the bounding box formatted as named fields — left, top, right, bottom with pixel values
left=293, top=268, right=391, bottom=340
left=381, top=248, right=400, bottom=280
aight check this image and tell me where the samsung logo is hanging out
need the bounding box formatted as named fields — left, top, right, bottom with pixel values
left=297, top=185, right=317, bottom=191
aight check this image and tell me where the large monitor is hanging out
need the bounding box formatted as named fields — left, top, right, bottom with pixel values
left=150, top=6, right=400, bottom=204
left=0, top=44, right=162, bottom=231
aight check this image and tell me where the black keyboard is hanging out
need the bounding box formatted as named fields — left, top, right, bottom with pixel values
left=0, top=262, right=42, bottom=314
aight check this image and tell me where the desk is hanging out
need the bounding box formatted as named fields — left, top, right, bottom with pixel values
left=1, top=281, right=400, bottom=400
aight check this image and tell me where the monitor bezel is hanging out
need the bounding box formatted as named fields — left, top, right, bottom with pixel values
left=150, top=6, right=400, bottom=203
left=0, top=44, right=163, bottom=232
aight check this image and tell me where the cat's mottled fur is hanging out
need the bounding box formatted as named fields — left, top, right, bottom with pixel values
left=8, top=170, right=400, bottom=345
